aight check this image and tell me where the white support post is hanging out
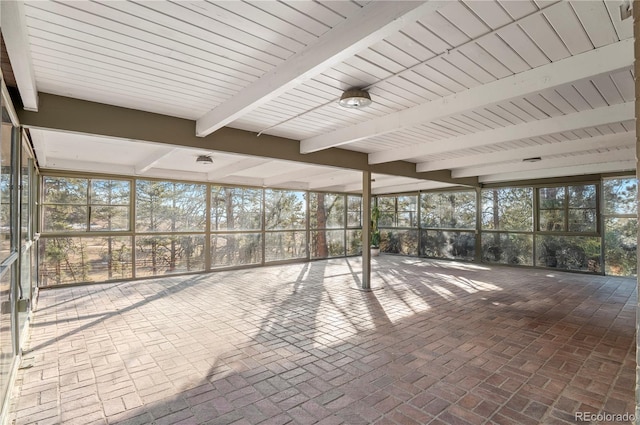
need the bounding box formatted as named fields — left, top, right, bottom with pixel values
left=362, top=171, right=371, bottom=290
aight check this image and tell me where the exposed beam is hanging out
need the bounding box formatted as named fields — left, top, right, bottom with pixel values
left=138, top=168, right=210, bottom=182
left=372, top=181, right=455, bottom=195
left=263, top=166, right=332, bottom=187
left=267, top=181, right=310, bottom=191
left=417, top=132, right=635, bottom=172
left=19, top=93, right=478, bottom=186
left=369, top=102, right=634, bottom=164
left=309, top=184, right=348, bottom=192
left=479, top=160, right=636, bottom=183
left=307, top=170, right=360, bottom=190
left=196, top=1, right=443, bottom=137
left=134, top=147, right=178, bottom=174
left=28, top=129, right=47, bottom=167
left=210, top=175, right=264, bottom=187
left=207, top=157, right=272, bottom=181
left=300, top=39, right=633, bottom=155
left=42, top=158, right=135, bottom=175
left=454, top=148, right=635, bottom=178
left=2, top=0, right=39, bottom=111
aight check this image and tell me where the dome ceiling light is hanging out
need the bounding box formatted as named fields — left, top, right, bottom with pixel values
left=339, top=89, right=372, bottom=109
left=196, top=155, right=213, bottom=164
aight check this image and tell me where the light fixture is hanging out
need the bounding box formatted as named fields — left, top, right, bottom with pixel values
left=339, top=89, right=372, bottom=109
left=196, top=155, right=213, bottom=164
left=523, top=157, right=542, bottom=163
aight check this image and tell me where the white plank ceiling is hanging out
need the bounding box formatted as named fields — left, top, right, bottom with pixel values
left=4, top=0, right=636, bottom=191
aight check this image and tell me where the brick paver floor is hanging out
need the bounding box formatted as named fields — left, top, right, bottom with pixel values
left=8, top=256, right=636, bottom=424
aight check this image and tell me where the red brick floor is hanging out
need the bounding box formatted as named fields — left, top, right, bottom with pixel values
left=8, top=256, right=636, bottom=424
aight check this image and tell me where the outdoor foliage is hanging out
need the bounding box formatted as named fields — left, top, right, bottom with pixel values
left=264, top=190, right=307, bottom=261
left=421, top=191, right=476, bottom=229
left=422, top=230, right=475, bottom=260
left=536, top=235, right=601, bottom=272
left=481, top=233, right=533, bottom=265
left=603, top=178, right=637, bottom=276
left=481, top=188, right=533, bottom=231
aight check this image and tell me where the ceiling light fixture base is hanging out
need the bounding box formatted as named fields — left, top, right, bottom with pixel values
left=339, top=89, right=372, bottom=109
left=196, top=155, right=213, bottom=164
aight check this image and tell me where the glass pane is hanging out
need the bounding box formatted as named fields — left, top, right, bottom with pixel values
left=536, top=235, right=601, bottom=272
left=347, top=196, right=362, bottom=228
left=605, top=217, right=637, bottom=276
left=481, top=188, right=533, bottom=231
left=311, top=230, right=345, bottom=258
left=603, top=178, right=637, bottom=215
left=42, top=205, right=88, bottom=232
left=380, top=229, right=418, bottom=255
left=39, top=237, right=133, bottom=285
left=18, top=250, right=31, bottom=335
left=539, top=187, right=565, bottom=209
left=211, top=233, right=262, bottom=268
left=136, top=181, right=206, bottom=232
left=421, top=191, right=476, bottom=229
left=20, top=145, right=30, bottom=241
left=420, top=230, right=475, bottom=261
left=90, top=206, right=130, bottom=231
left=91, top=179, right=130, bottom=205
left=0, top=121, right=11, bottom=259
left=264, top=190, right=306, bottom=230
left=136, top=235, right=205, bottom=277
left=568, top=184, right=596, bottom=208
left=43, top=177, right=87, bottom=204
left=346, top=229, right=362, bottom=255
left=377, top=196, right=395, bottom=227
left=265, top=231, right=306, bottom=261
left=481, top=233, right=533, bottom=266
left=309, top=193, right=344, bottom=229
left=539, top=209, right=565, bottom=232
left=211, top=186, right=262, bottom=231
left=568, top=209, right=596, bottom=232
left=0, top=266, right=14, bottom=405
left=397, top=195, right=417, bottom=228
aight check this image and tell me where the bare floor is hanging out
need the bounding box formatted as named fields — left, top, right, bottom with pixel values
left=8, top=257, right=636, bottom=425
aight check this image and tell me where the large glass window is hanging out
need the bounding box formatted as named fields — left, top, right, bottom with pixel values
left=0, top=266, right=14, bottom=403
left=421, top=191, right=476, bottom=229
left=536, top=184, right=599, bottom=272
left=211, top=186, right=262, bottom=231
left=603, top=178, right=637, bottom=276
left=536, top=235, right=600, bottom=272
left=420, top=191, right=476, bottom=261
left=0, top=116, right=12, bottom=261
left=20, top=141, right=31, bottom=241
left=212, top=233, right=262, bottom=267
left=91, top=179, right=130, bottom=231
left=380, top=229, right=418, bottom=255
left=482, top=187, right=533, bottom=231
left=264, top=189, right=306, bottom=261
left=397, top=195, right=418, bottom=228
left=211, top=186, right=263, bottom=268
left=40, top=236, right=133, bottom=285
left=422, top=230, right=475, bottom=261
left=377, top=194, right=418, bottom=255
left=481, top=187, right=533, bottom=265
left=42, top=177, right=88, bottom=232
left=136, top=180, right=205, bottom=232
left=136, top=235, right=204, bottom=277
left=43, top=177, right=131, bottom=233
left=310, top=193, right=347, bottom=259
left=538, top=184, right=597, bottom=233
left=347, top=195, right=362, bottom=228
